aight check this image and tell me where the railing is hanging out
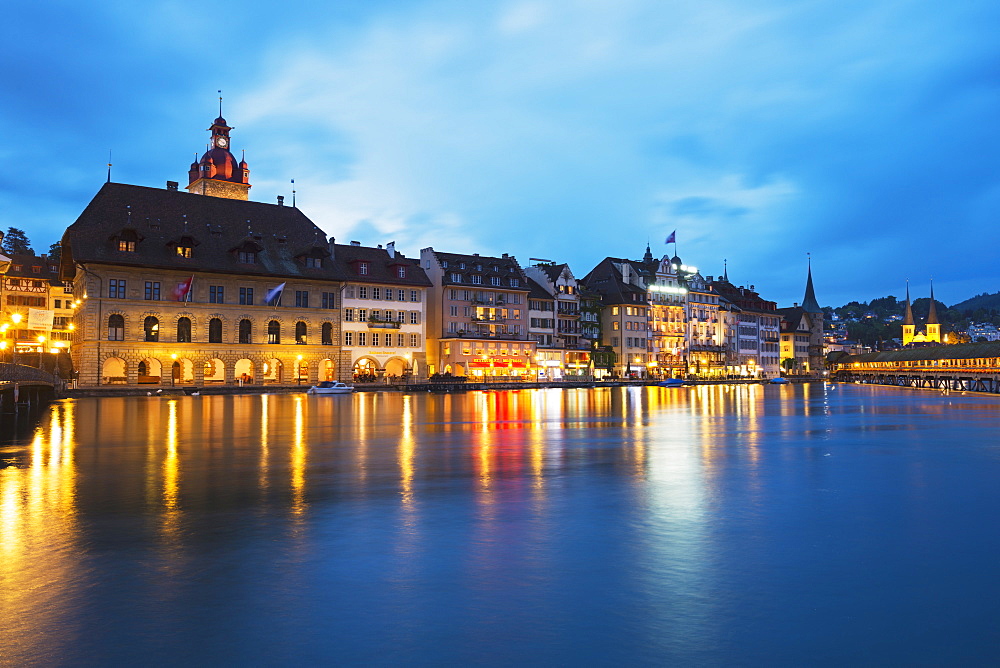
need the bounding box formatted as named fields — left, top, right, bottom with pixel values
left=367, top=319, right=402, bottom=329
left=0, top=362, right=58, bottom=385
left=442, top=332, right=526, bottom=341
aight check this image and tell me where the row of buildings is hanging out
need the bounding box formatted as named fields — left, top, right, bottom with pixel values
left=0, top=114, right=827, bottom=387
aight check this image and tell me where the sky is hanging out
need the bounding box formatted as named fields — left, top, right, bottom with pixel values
left=2, top=0, right=998, bottom=307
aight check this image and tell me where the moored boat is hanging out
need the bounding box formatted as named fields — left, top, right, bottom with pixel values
left=307, top=381, right=355, bottom=395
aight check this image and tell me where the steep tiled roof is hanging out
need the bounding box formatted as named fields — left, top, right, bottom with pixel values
left=581, top=257, right=647, bottom=305
left=6, top=253, right=61, bottom=285
left=526, top=277, right=553, bottom=300
left=431, top=251, right=527, bottom=289
left=62, top=182, right=343, bottom=282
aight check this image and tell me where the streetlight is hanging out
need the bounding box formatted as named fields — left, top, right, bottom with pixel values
left=170, top=353, right=178, bottom=387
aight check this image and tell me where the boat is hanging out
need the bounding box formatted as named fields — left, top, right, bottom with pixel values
left=769, top=377, right=790, bottom=384
left=307, top=381, right=355, bottom=395
left=658, top=378, right=686, bottom=388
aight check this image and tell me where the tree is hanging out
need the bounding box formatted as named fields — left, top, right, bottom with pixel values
left=48, top=241, right=61, bottom=264
left=2, top=227, right=33, bottom=255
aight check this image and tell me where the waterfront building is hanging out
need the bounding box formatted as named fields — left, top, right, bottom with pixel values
left=524, top=262, right=591, bottom=378
left=683, top=267, right=726, bottom=378
left=337, top=241, right=431, bottom=380
left=60, top=114, right=345, bottom=387
left=581, top=257, right=650, bottom=377
left=1, top=252, right=75, bottom=359
left=645, top=254, right=687, bottom=379
left=709, top=274, right=781, bottom=378
left=419, top=248, right=536, bottom=377
left=777, top=261, right=825, bottom=374
left=901, top=281, right=942, bottom=346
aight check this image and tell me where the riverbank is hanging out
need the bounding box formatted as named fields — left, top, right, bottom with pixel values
left=62, top=376, right=819, bottom=398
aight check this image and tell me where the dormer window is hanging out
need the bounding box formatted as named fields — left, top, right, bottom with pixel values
left=358, top=262, right=370, bottom=275
left=442, top=260, right=449, bottom=268
left=459, top=262, right=466, bottom=269
left=396, top=266, right=406, bottom=278
left=114, top=228, right=142, bottom=252
left=238, top=250, right=257, bottom=264
left=451, top=273, right=462, bottom=283
left=118, top=240, right=136, bottom=252
left=176, top=245, right=192, bottom=258
left=305, top=257, right=321, bottom=269
left=31, top=266, right=41, bottom=274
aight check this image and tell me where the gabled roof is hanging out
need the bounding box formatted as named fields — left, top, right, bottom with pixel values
left=581, top=257, right=647, bottom=305
left=841, top=341, right=1000, bottom=364
left=428, top=250, right=528, bottom=289
left=334, top=244, right=431, bottom=286
left=526, top=276, right=554, bottom=300
left=62, top=182, right=343, bottom=282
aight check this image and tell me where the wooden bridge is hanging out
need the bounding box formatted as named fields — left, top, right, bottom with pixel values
left=0, top=363, right=59, bottom=415
left=830, top=342, right=1000, bottom=394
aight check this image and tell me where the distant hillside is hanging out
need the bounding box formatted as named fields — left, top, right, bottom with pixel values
left=950, top=292, right=1000, bottom=313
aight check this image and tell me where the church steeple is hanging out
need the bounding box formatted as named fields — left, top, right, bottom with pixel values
left=902, top=281, right=915, bottom=346
left=801, top=255, right=822, bottom=314
left=925, top=280, right=941, bottom=343
left=186, top=105, right=251, bottom=200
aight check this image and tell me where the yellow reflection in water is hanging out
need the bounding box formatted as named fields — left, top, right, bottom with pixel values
left=290, top=395, right=306, bottom=515
left=399, top=395, right=415, bottom=508
left=259, top=393, right=270, bottom=492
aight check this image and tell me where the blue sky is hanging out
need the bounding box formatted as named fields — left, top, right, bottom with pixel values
left=2, top=0, right=998, bottom=307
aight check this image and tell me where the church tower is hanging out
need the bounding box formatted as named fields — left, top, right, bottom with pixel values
left=925, top=281, right=941, bottom=344
left=902, top=281, right=915, bottom=346
left=800, top=257, right=825, bottom=374
left=187, top=110, right=251, bottom=200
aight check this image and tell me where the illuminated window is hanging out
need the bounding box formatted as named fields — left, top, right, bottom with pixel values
left=118, top=240, right=135, bottom=252
left=176, top=245, right=192, bottom=258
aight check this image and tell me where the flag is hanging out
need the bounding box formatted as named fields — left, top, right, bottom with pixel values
left=665, top=231, right=676, bottom=244
left=172, top=276, right=194, bottom=301
left=265, top=282, right=286, bottom=306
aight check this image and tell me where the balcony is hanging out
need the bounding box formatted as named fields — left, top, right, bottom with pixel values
left=471, top=297, right=506, bottom=306
left=471, top=315, right=506, bottom=322
left=442, top=331, right=525, bottom=341
left=367, top=318, right=402, bottom=329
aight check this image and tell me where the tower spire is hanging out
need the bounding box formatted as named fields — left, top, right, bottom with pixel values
left=902, top=280, right=914, bottom=326
left=218, top=90, right=223, bottom=118
left=926, top=279, right=939, bottom=325
left=723, top=258, right=729, bottom=282
left=801, top=253, right=821, bottom=313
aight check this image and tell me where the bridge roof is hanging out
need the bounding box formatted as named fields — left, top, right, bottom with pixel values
left=842, top=341, right=1000, bottom=364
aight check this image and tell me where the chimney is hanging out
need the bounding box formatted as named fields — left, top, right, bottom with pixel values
left=166, top=181, right=178, bottom=191
left=502, top=253, right=509, bottom=259
left=351, top=240, right=361, bottom=246
left=377, top=244, right=382, bottom=249
left=277, top=195, right=284, bottom=206
left=327, top=236, right=336, bottom=258
left=386, top=241, right=396, bottom=258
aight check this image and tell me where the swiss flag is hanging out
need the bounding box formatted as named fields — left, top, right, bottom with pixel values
left=172, top=276, right=194, bottom=301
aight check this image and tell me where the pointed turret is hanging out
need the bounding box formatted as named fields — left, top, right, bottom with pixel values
left=902, top=281, right=914, bottom=326
left=926, top=281, right=938, bottom=325
left=801, top=257, right=822, bottom=314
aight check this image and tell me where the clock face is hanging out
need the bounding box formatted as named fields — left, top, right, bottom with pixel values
left=216, top=136, right=228, bottom=148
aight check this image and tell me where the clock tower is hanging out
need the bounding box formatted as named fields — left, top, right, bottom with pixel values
left=187, top=115, right=251, bottom=200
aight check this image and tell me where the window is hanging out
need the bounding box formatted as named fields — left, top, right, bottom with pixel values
left=209, top=318, right=223, bottom=343
left=344, top=331, right=354, bottom=346
left=472, top=275, right=482, bottom=285
left=358, top=309, right=367, bottom=321
left=450, top=306, right=458, bottom=317
left=396, top=311, right=405, bottom=322
left=410, top=312, right=419, bottom=324
left=209, top=285, right=225, bottom=304
left=108, top=314, right=124, bottom=341
left=295, top=321, right=307, bottom=344
left=384, top=288, right=394, bottom=301
left=144, top=316, right=159, bottom=342
left=176, top=245, right=192, bottom=258
left=177, top=317, right=192, bottom=343
left=372, top=333, right=379, bottom=346
left=321, top=322, right=333, bottom=345
left=490, top=276, right=500, bottom=286
left=295, top=290, right=309, bottom=308
left=372, top=288, right=381, bottom=300
left=451, top=273, right=462, bottom=282
left=358, top=286, right=368, bottom=299
left=239, top=287, right=254, bottom=305
left=410, top=290, right=419, bottom=302
left=54, top=299, right=62, bottom=309
left=267, top=320, right=280, bottom=344
left=304, top=257, right=321, bottom=268
left=397, top=333, right=405, bottom=347
left=410, top=333, right=419, bottom=347
left=322, top=292, right=336, bottom=309
left=238, top=251, right=257, bottom=264
left=399, top=289, right=406, bottom=301
left=371, top=310, right=381, bottom=321
left=109, top=279, right=126, bottom=299
left=358, top=262, right=369, bottom=275
left=118, top=240, right=135, bottom=252
left=397, top=266, right=406, bottom=278
left=358, top=332, right=367, bottom=346
left=239, top=319, right=252, bottom=344
left=344, top=308, right=355, bottom=322
left=510, top=278, right=519, bottom=287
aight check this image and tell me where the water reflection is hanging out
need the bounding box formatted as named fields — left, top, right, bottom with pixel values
left=4, top=384, right=999, bottom=664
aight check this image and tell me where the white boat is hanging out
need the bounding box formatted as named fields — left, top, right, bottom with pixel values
left=307, top=381, right=355, bottom=395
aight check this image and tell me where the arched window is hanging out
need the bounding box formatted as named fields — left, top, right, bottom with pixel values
left=138, top=361, right=148, bottom=376
left=295, top=321, right=307, bottom=344
left=239, top=319, right=252, bottom=344
left=144, top=316, right=159, bottom=342
left=108, top=314, right=124, bottom=341
left=177, top=317, right=192, bottom=343
left=209, top=318, right=223, bottom=343
left=321, top=322, right=333, bottom=345
left=267, top=320, right=280, bottom=344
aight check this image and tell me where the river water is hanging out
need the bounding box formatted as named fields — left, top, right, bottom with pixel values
left=1, top=383, right=998, bottom=666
